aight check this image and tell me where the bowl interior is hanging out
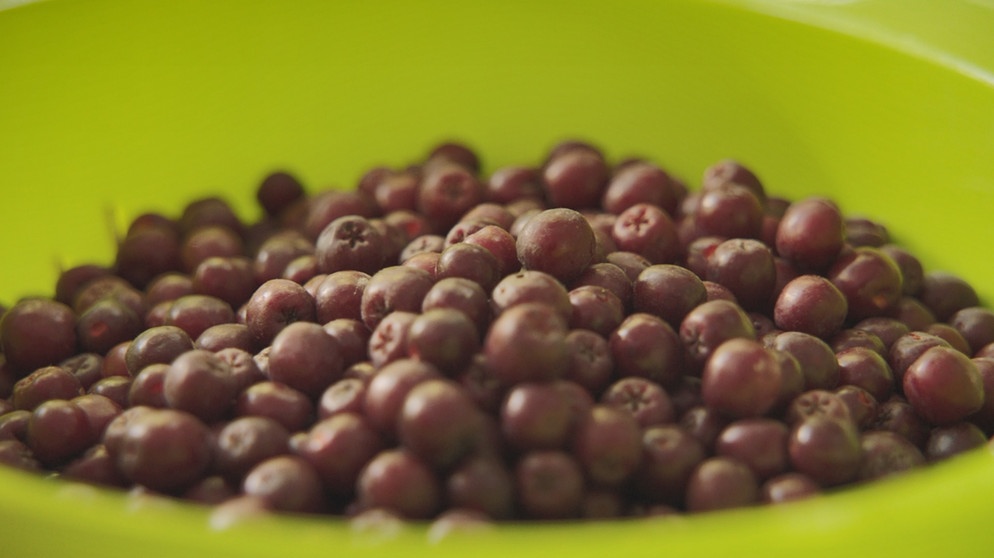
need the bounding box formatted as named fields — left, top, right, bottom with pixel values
left=1, top=1, right=994, bottom=557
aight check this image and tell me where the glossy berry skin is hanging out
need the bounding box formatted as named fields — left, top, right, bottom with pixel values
left=405, top=309, right=479, bottom=374
left=770, top=350, right=806, bottom=413
left=635, top=425, right=706, bottom=506
left=858, top=431, right=925, bottom=481
left=244, top=279, right=316, bottom=348
left=568, top=285, right=625, bottom=337
left=852, top=317, right=909, bottom=351
left=774, top=275, right=848, bottom=340
left=296, top=413, right=383, bottom=496
left=304, top=190, right=378, bottom=242
left=110, top=408, right=213, bottom=494
left=252, top=230, right=314, bottom=284
left=705, top=238, right=775, bottom=312
left=564, top=330, right=614, bottom=395
left=679, top=405, right=728, bottom=450
left=869, top=398, right=930, bottom=450
left=693, top=184, right=764, bottom=240
left=312, top=271, right=370, bottom=324
left=72, top=276, right=141, bottom=316
left=242, top=455, right=326, bottom=514
left=606, top=251, right=652, bottom=283
left=701, top=339, right=782, bottom=419
left=26, top=399, right=94, bottom=466
left=775, top=197, right=845, bottom=272
left=317, top=377, right=367, bottom=419
left=632, top=264, right=707, bottom=329
left=761, top=472, right=821, bottom=504
left=465, top=225, right=519, bottom=276
left=611, top=203, right=681, bottom=265
left=715, top=418, right=789, bottom=480
left=234, top=381, right=315, bottom=433
left=902, top=346, right=984, bottom=426
left=372, top=173, right=420, bottom=215
left=321, top=319, right=370, bottom=368
left=889, top=331, right=952, bottom=383
left=486, top=165, right=543, bottom=204
left=601, top=377, right=675, bottom=428
left=165, top=294, right=235, bottom=341
left=436, top=242, right=501, bottom=294
left=516, top=208, right=597, bottom=283
left=76, top=299, right=143, bottom=356
left=257, top=171, right=305, bottom=218
left=483, top=303, right=570, bottom=386
left=500, top=381, right=575, bottom=452
left=1, top=299, right=78, bottom=375
left=571, top=405, right=643, bottom=488
left=86, top=377, right=132, bottom=409
left=397, top=380, right=483, bottom=469
left=925, top=422, right=987, bottom=461
left=359, top=266, right=434, bottom=330
left=421, top=277, right=491, bottom=336
left=926, top=323, right=973, bottom=356
left=362, top=359, right=442, bottom=437
left=115, top=224, right=183, bottom=288
left=460, top=203, right=515, bottom=230
left=844, top=217, right=889, bottom=248
left=514, top=450, right=585, bottom=519
left=785, top=389, right=853, bottom=425
left=192, top=256, right=257, bottom=310
left=919, top=271, right=979, bottom=322
left=879, top=244, right=924, bottom=296
left=968, top=357, right=994, bottom=432
left=602, top=161, right=679, bottom=216
left=315, top=215, right=385, bottom=275
left=54, top=263, right=113, bottom=307
left=542, top=149, right=609, bottom=210
left=366, top=311, right=416, bottom=369
left=680, top=300, right=756, bottom=371
left=835, top=346, right=895, bottom=401
left=949, top=307, right=994, bottom=354
left=827, top=247, right=903, bottom=322
left=418, top=164, right=485, bottom=233
left=491, top=270, right=572, bottom=322
left=444, top=218, right=498, bottom=247
left=769, top=331, right=840, bottom=391
left=445, top=456, right=515, bottom=520
left=356, top=449, right=442, bottom=520
left=609, top=313, right=684, bottom=389
left=702, top=159, right=765, bottom=201
left=216, top=347, right=266, bottom=392
left=196, top=323, right=255, bottom=353
left=267, top=322, right=344, bottom=399
left=788, top=415, right=862, bottom=487
left=685, top=457, right=759, bottom=513
left=834, top=385, right=878, bottom=429
left=163, top=349, right=238, bottom=422
left=11, top=366, right=84, bottom=412
left=213, top=416, right=291, bottom=482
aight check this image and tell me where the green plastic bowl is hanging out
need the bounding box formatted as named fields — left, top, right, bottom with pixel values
left=2, top=0, right=994, bottom=556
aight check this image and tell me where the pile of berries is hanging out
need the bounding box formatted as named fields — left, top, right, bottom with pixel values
left=1, top=141, right=992, bottom=530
